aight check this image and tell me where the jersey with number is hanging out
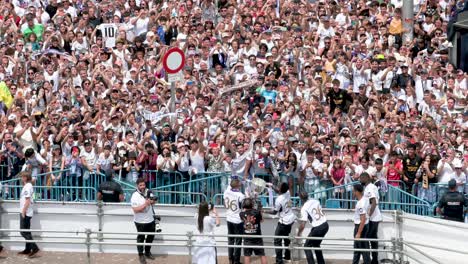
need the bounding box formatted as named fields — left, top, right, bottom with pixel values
left=354, top=197, right=369, bottom=225
left=98, top=23, right=122, bottom=48
left=364, top=183, right=383, bottom=222
left=223, top=187, right=245, bottom=224
left=300, top=199, right=327, bottom=227
left=274, top=191, right=296, bottom=225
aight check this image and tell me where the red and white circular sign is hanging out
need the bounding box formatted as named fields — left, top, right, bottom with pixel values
left=162, top=47, right=185, bottom=74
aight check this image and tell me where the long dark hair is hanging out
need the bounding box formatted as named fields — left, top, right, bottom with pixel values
left=197, top=202, right=210, bottom=233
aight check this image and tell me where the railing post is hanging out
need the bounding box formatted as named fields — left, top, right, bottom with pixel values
left=395, top=210, right=404, bottom=264
left=85, top=228, right=92, bottom=264
left=186, top=231, right=193, bottom=264
left=97, top=201, right=104, bottom=253
left=0, top=193, right=4, bottom=248
left=289, top=232, right=296, bottom=263
left=391, top=237, right=397, bottom=263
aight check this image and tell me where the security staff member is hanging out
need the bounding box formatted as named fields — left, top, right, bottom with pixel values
left=353, top=184, right=371, bottom=264
left=97, top=174, right=124, bottom=202
left=436, top=179, right=467, bottom=222
left=265, top=182, right=296, bottom=264
left=131, top=178, right=157, bottom=264
left=297, top=191, right=329, bottom=264
left=360, top=172, right=382, bottom=264
left=223, top=178, right=245, bottom=264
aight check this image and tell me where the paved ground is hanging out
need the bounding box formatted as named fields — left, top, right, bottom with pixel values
left=0, top=251, right=350, bottom=264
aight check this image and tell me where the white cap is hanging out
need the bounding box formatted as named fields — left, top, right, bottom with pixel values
left=453, top=159, right=463, bottom=168
left=398, top=94, right=407, bottom=101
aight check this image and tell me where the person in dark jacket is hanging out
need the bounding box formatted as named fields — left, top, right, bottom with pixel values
left=436, top=179, right=467, bottom=222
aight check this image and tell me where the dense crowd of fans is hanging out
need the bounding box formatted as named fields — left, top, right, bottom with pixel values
left=0, top=0, right=467, bottom=205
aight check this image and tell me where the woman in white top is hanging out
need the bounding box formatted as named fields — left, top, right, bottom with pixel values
left=192, top=202, right=220, bottom=264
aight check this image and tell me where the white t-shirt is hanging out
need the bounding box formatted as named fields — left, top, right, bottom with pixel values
left=231, top=152, right=252, bottom=177
left=223, top=187, right=245, bottom=224
left=300, top=199, right=327, bottom=227
left=134, top=18, right=149, bottom=36
left=450, top=172, right=467, bottom=193
left=301, top=159, right=322, bottom=179
left=364, top=183, right=383, bottom=222
left=20, top=182, right=34, bottom=217
left=13, top=125, right=38, bottom=152
left=131, top=191, right=154, bottom=223
left=80, top=149, right=97, bottom=169
left=274, top=191, right=296, bottom=225
left=354, top=197, right=369, bottom=225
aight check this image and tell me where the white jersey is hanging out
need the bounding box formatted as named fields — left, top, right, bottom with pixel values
left=354, top=197, right=369, bottom=225
left=131, top=191, right=154, bottom=224
left=20, top=182, right=34, bottom=217
left=223, top=187, right=245, bottom=224
left=300, top=199, right=327, bottom=227
left=274, top=191, right=296, bottom=225
left=364, top=183, right=383, bottom=222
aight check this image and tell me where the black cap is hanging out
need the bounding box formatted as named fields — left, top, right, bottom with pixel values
left=448, top=179, right=456, bottom=189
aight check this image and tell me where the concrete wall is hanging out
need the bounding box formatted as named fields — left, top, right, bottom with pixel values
left=0, top=201, right=466, bottom=263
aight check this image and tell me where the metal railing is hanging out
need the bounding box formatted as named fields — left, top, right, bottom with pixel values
left=0, top=223, right=457, bottom=264
left=1, top=170, right=105, bottom=202
left=0, top=171, right=452, bottom=218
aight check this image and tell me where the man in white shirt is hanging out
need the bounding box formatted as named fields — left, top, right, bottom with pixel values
left=13, top=115, right=40, bottom=152
left=80, top=140, right=97, bottom=180
left=131, top=178, right=157, bottom=264
left=297, top=191, right=329, bottom=264
left=360, top=172, right=383, bottom=264
left=300, top=149, right=322, bottom=193
left=266, top=182, right=296, bottom=264
left=353, top=184, right=370, bottom=264
left=19, top=171, right=40, bottom=257
left=223, top=178, right=245, bottom=264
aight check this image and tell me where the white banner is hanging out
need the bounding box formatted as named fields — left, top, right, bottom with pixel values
left=219, top=80, right=257, bottom=95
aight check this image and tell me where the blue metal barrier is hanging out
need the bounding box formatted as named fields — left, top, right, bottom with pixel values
left=153, top=173, right=228, bottom=205
left=114, top=177, right=208, bottom=204
left=139, top=170, right=185, bottom=190
left=0, top=169, right=105, bottom=202
left=381, top=185, right=432, bottom=215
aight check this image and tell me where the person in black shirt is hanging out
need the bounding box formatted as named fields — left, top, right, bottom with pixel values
left=326, top=79, right=353, bottom=114
left=395, top=65, right=414, bottom=90
left=240, top=198, right=267, bottom=264
left=436, top=179, right=467, bottom=222
left=98, top=175, right=124, bottom=203
left=402, top=144, right=422, bottom=192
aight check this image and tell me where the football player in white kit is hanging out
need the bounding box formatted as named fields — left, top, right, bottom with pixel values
left=223, top=178, right=245, bottom=264
left=265, top=182, right=296, bottom=264
left=352, top=184, right=371, bottom=264
left=297, top=191, right=329, bottom=264
left=360, top=172, right=382, bottom=264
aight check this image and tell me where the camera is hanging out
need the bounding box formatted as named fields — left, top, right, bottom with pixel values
left=146, top=189, right=158, bottom=201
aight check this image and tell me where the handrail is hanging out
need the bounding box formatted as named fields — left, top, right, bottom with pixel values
left=0, top=227, right=449, bottom=263
left=403, top=242, right=444, bottom=264
left=154, top=172, right=228, bottom=190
